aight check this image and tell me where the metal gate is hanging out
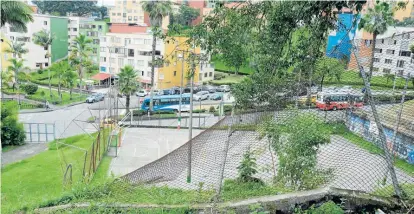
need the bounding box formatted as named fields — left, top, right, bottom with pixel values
left=23, top=123, right=56, bottom=143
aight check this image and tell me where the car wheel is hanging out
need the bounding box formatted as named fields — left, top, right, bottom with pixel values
left=333, top=106, right=337, bottom=111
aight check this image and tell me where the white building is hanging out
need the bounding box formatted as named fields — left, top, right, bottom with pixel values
left=99, top=31, right=164, bottom=88
left=1, top=14, right=68, bottom=69
left=371, top=27, right=414, bottom=77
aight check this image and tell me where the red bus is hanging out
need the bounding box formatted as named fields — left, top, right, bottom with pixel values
left=316, top=92, right=363, bottom=110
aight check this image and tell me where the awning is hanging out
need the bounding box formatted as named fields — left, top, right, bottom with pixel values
left=91, top=73, right=111, bottom=81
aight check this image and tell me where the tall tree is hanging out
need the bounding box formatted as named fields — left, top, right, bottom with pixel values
left=118, top=65, right=138, bottom=113
left=62, top=71, right=77, bottom=100
left=95, top=6, right=108, bottom=19
left=69, top=34, right=92, bottom=92
left=142, top=0, right=172, bottom=111
left=32, top=29, right=54, bottom=96
left=51, top=61, right=70, bottom=97
left=0, top=1, right=33, bottom=32
left=8, top=59, right=30, bottom=105
left=32, top=1, right=98, bottom=17
left=5, top=41, right=28, bottom=58
left=358, top=2, right=394, bottom=82
left=314, top=57, right=345, bottom=90
left=175, top=5, right=200, bottom=26
left=1, top=70, right=13, bottom=90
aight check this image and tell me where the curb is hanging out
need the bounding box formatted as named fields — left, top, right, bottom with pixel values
left=19, top=101, right=85, bottom=114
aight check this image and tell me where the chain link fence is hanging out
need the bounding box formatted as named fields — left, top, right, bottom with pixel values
left=119, top=31, right=414, bottom=206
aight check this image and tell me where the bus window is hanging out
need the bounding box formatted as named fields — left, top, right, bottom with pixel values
left=154, top=99, right=160, bottom=106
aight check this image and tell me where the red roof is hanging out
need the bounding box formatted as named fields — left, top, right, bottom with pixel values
left=91, top=73, right=111, bottom=81
left=110, top=23, right=148, bottom=33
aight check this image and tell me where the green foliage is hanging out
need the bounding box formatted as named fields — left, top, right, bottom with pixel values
left=32, top=0, right=99, bottom=17
left=314, top=56, right=345, bottom=90
left=69, top=34, right=93, bottom=85
left=5, top=41, right=28, bottom=58
left=141, top=0, right=172, bottom=27
left=1, top=101, right=26, bottom=146
left=1, top=0, right=34, bottom=32
left=237, top=149, right=261, bottom=183
left=37, top=69, right=44, bottom=74
left=358, top=2, right=395, bottom=35
left=21, top=83, right=38, bottom=95
left=221, top=179, right=289, bottom=201
left=173, top=4, right=200, bottom=26
left=294, top=201, right=344, bottom=214
left=209, top=106, right=216, bottom=113
left=395, top=17, right=414, bottom=27
left=263, top=113, right=330, bottom=189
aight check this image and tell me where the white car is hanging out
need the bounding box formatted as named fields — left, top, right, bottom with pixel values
left=136, top=90, right=148, bottom=97
left=193, top=91, right=210, bottom=101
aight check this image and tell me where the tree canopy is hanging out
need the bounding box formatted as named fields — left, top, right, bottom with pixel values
left=173, top=4, right=200, bottom=26
left=32, top=0, right=98, bottom=17
left=0, top=1, right=33, bottom=32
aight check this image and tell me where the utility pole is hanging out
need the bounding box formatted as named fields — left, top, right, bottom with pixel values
left=177, top=50, right=185, bottom=130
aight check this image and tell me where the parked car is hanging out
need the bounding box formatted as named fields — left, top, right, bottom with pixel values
left=201, top=85, right=216, bottom=93
left=193, top=91, right=210, bottom=101
left=210, top=93, right=223, bottom=100
left=86, top=95, right=98, bottom=103
left=217, top=85, right=231, bottom=92
left=136, top=89, right=148, bottom=97
left=93, top=93, right=105, bottom=101
left=153, top=89, right=163, bottom=95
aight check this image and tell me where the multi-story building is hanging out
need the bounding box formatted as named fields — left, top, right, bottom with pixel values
left=349, top=27, right=414, bottom=77
left=1, top=14, right=68, bottom=69
left=1, top=34, right=12, bottom=72
left=79, top=20, right=109, bottom=64
left=99, top=27, right=164, bottom=89
left=393, top=0, right=414, bottom=21
left=67, top=17, right=90, bottom=55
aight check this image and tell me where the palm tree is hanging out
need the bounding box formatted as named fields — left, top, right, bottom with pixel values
left=69, top=34, right=92, bottom=92
left=8, top=59, right=30, bottom=104
left=32, top=29, right=54, bottom=96
left=1, top=70, right=13, bottom=90
left=51, top=61, right=70, bottom=97
left=62, top=71, right=77, bottom=100
left=5, top=41, right=28, bottom=58
left=1, top=1, right=33, bottom=32
left=118, top=65, right=138, bottom=113
left=358, top=2, right=394, bottom=82
left=142, top=0, right=172, bottom=111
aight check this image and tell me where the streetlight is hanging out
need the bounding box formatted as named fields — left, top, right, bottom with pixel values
left=176, top=50, right=185, bottom=130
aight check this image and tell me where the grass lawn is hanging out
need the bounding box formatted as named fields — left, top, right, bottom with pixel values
left=90, top=156, right=113, bottom=185
left=212, top=55, right=254, bottom=75
left=26, top=87, right=87, bottom=106
left=211, top=71, right=246, bottom=85
left=325, top=71, right=414, bottom=89
left=1, top=132, right=102, bottom=213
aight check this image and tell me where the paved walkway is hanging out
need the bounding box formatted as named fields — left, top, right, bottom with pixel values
left=1, top=143, right=48, bottom=166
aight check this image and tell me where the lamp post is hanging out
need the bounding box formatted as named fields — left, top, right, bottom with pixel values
left=177, top=50, right=185, bottom=130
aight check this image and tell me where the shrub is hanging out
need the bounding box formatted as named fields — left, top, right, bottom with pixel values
left=21, top=83, right=38, bottom=95
left=193, top=109, right=206, bottom=113
left=132, top=109, right=146, bottom=116
left=223, top=105, right=233, bottom=113
left=1, top=102, right=26, bottom=146
left=237, top=149, right=262, bottom=184
left=37, top=69, right=44, bottom=74
left=214, top=73, right=225, bottom=80
left=209, top=106, right=216, bottom=113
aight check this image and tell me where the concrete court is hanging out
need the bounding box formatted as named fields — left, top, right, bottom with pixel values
left=109, top=127, right=202, bottom=176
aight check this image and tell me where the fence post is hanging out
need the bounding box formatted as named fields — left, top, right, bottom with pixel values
left=29, top=124, right=32, bottom=142
left=37, top=124, right=40, bottom=142
left=45, top=123, right=48, bottom=142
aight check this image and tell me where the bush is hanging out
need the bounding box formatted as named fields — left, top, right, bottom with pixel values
left=21, top=83, right=38, bottom=95
left=1, top=102, right=26, bottom=146
left=132, top=109, right=146, bottom=116
left=223, top=105, right=233, bottom=113
left=37, top=69, right=44, bottom=74
left=214, top=73, right=225, bottom=80
left=193, top=109, right=206, bottom=113
left=209, top=106, right=216, bottom=113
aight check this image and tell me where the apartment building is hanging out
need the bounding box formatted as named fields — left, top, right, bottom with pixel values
left=1, top=34, right=12, bottom=72
left=1, top=14, right=68, bottom=69
left=79, top=20, right=109, bottom=64
left=67, top=17, right=89, bottom=55
left=349, top=27, right=414, bottom=77
left=99, top=30, right=164, bottom=89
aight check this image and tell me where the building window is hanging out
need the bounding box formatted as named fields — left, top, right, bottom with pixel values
left=385, top=59, right=392, bottom=64
left=128, top=49, right=134, bottom=57
left=117, top=13, right=121, bottom=16
left=209, top=72, right=213, bottom=77
left=397, top=60, right=405, bottom=68
left=134, top=16, right=138, bottom=21
left=123, top=13, right=126, bottom=17
left=394, top=40, right=397, bottom=45
left=36, top=63, right=41, bottom=67
left=112, top=13, right=116, bottom=16
left=93, top=48, right=97, bottom=54
left=383, top=68, right=391, bottom=74
left=139, top=16, right=144, bottom=20
left=118, top=58, right=124, bottom=67
left=373, top=67, right=379, bottom=72
left=173, top=71, right=177, bottom=76
left=128, top=59, right=134, bottom=65
left=144, top=39, right=151, bottom=45
left=398, top=70, right=404, bottom=76
left=44, top=46, right=48, bottom=50
left=128, top=16, right=132, bottom=21
left=100, top=47, right=105, bottom=52
left=93, top=39, right=99, bottom=45
left=386, top=49, right=395, bottom=55
left=204, top=73, right=207, bottom=77
left=364, top=39, right=372, bottom=46
left=399, top=51, right=411, bottom=57
left=73, top=28, right=77, bottom=32
left=159, top=74, right=164, bottom=80
left=45, top=63, right=49, bottom=67
left=100, top=57, right=106, bottom=62
left=373, top=58, right=380, bottom=62
left=100, top=66, right=106, bottom=72
left=98, top=25, right=102, bottom=30
left=44, top=21, right=47, bottom=25
left=103, top=37, right=107, bottom=42
left=374, top=48, right=382, bottom=53
left=381, top=39, right=384, bottom=44
left=137, top=60, right=144, bottom=66
left=141, top=71, right=144, bottom=76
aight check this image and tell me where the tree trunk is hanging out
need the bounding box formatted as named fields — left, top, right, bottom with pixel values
left=320, top=75, right=325, bottom=92
left=149, top=31, right=157, bottom=112
left=70, top=88, right=73, bottom=100
left=352, top=43, right=402, bottom=198
left=48, top=56, right=52, bottom=97
left=368, top=33, right=377, bottom=82
left=126, top=94, right=130, bottom=113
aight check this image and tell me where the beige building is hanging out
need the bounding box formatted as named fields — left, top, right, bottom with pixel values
left=393, top=0, right=414, bottom=21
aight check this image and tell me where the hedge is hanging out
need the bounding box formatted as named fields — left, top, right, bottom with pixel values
left=215, top=68, right=250, bottom=75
